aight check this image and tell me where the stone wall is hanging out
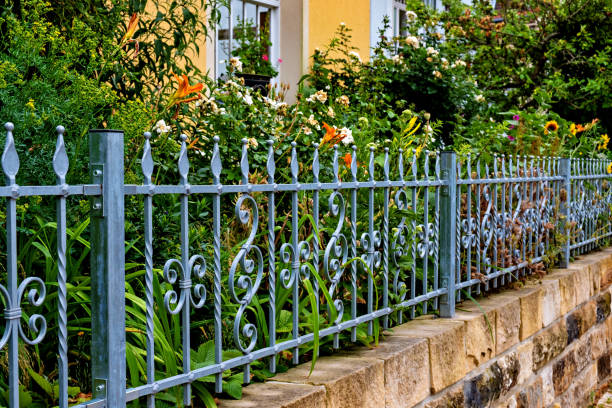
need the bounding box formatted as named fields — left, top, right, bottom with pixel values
left=218, top=248, right=612, bottom=408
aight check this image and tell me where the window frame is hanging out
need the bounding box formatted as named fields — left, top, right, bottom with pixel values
left=214, top=0, right=281, bottom=79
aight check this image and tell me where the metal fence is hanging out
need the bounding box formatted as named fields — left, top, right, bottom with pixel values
left=1, top=123, right=611, bottom=407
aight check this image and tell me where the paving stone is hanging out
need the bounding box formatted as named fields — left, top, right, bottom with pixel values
left=339, top=336, right=430, bottom=408
left=532, top=319, right=568, bottom=371
left=271, top=356, right=384, bottom=408
left=218, top=381, right=327, bottom=408
left=391, top=319, right=467, bottom=393
left=552, top=351, right=577, bottom=395
left=517, top=287, right=542, bottom=340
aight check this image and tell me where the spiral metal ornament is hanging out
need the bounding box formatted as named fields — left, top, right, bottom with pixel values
left=461, top=217, right=477, bottom=249
left=229, top=195, right=264, bottom=354
left=0, top=277, right=48, bottom=350
left=323, top=191, right=348, bottom=323
left=163, top=254, right=208, bottom=314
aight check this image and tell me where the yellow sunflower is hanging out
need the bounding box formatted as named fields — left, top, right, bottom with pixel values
left=544, top=120, right=559, bottom=135
left=598, top=134, right=609, bottom=150
left=569, top=123, right=577, bottom=136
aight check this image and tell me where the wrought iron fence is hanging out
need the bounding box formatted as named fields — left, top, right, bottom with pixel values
left=0, top=122, right=611, bottom=407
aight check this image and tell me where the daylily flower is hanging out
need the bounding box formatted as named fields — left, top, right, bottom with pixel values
left=120, top=13, right=139, bottom=46
left=320, top=122, right=346, bottom=147
left=168, top=73, right=204, bottom=118
left=343, top=153, right=352, bottom=168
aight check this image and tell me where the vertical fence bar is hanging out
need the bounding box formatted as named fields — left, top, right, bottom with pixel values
left=311, top=143, right=320, bottom=351
left=141, top=132, right=155, bottom=408
left=89, top=129, right=126, bottom=406
left=439, top=151, right=456, bottom=317
left=3, top=122, right=20, bottom=408
left=53, top=126, right=69, bottom=408
left=367, top=147, right=375, bottom=335
left=559, top=158, right=571, bottom=268
left=266, top=139, right=276, bottom=374
left=382, top=148, right=390, bottom=329
left=349, top=146, right=357, bottom=342
left=212, top=136, right=223, bottom=391
left=290, top=142, right=300, bottom=365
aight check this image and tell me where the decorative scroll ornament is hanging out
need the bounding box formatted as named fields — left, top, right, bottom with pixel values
left=391, top=149, right=409, bottom=302
left=163, top=256, right=208, bottom=314
left=323, top=191, right=348, bottom=324
left=0, top=278, right=48, bottom=349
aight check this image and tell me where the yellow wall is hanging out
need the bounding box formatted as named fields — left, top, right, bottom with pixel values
left=307, top=0, right=370, bottom=64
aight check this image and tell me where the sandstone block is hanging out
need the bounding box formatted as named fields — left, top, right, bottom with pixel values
left=218, top=381, right=327, bottom=408
left=562, top=362, right=597, bottom=408
left=532, top=319, right=568, bottom=371
left=541, top=365, right=554, bottom=406
left=493, top=296, right=521, bottom=354
left=463, top=362, right=506, bottom=408
left=516, top=342, right=534, bottom=386
left=552, top=351, right=577, bottom=395
left=515, top=377, right=543, bottom=408
left=596, top=291, right=612, bottom=323
left=391, top=319, right=467, bottom=393
left=340, top=336, right=430, bottom=408
left=452, top=310, right=496, bottom=370
left=271, top=356, right=384, bottom=408
left=539, top=279, right=561, bottom=327
left=517, top=287, right=542, bottom=340
left=566, top=300, right=597, bottom=344
left=555, top=270, right=576, bottom=315
left=423, top=383, right=464, bottom=408
left=574, top=335, right=592, bottom=373
left=590, top=325, right=608, bottom=360
left=572, top=264, right=592, bottom=305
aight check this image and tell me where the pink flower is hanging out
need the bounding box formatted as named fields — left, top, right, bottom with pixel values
left=278, top=58, right=283, bottom=63
left=512, top=114, right=520, bottom=121
left=509, top=125, right=515, bottom=130
left=507, top=134, right=515, bottom=141
left=262, top=54, right=269, bottom=61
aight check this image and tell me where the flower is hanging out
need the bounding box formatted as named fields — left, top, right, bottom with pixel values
left=598, top=134, right=609, bottom=150
left=169, top=73, right=204, bottom=108
left=426, top=47, right=439, bottom=57
left=340, top=22, right=346, bottom=26
left=452, top=59, right=467, bottom=68
left=307, top=90, right=328, bottom=103
left=302, top=126, right=312, bottom=135
left=339, top=128, right=354, bottom=145
left=441, top=57, right=449, bottom=69
left=608, top=162, right=612, bottom=174
left=262, top=54, right=269, bottom=62
left=391, top=54, right=402, bottom=64
left=336, top=95, right=350, bottom=107
left=241, top=93, right=253, bottom=105
left=569, top=123, right=577, bottom=136
left=278, top=58, right=283, bottom=63
left=406, top=11, right=417, bottom=23
left=544, top=120, right=559, bottom=134
left=247, top=138, right=258, bottom=149
left=432, top=70, right=442, bottom=79
left=153, top=119, right=171, bottom=134
left=327, top=106, right=335, bottom=118
left=229, top=57, right=243, bottom=72
left=475, top=94, right=486, bottom=103
left=512, top=114, right=520, bottom=121
left=405, top=36, right=420, bottom=48
left=343, top=153, right=352, bottom=168
left=349, top=51, right=362, bottom=62
left=120, top=13, right=139, bottom=46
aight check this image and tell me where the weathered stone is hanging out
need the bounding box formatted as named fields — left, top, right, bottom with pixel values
left=555, top=270, right=576, bottom=315
left=574, top=335, right=592, bottom=373
left=391, top=319, right=467, bottom=393
left=452, top=310, right=496, bottom=370
left=541, top=365, right=554, bottom=406
left=590, top=325, right=608, bottom=360
left=496, top=352, right=521, bottom=393
left=573, top=265, right=593, bottom=306
left=552, top=351, right=577, bottom=395
left=423, top=383, right=464, bottom=408
left=596, top=291, right=612, bottom=323
left=494, top=296, right=521, bottom=354
left=516, top=342, right=534, bottom=386
left=563, top=362, right=597, bottom=408
left=516, top=377, right=543, bottom=408
left=539, top=279, right=561, bottom=327
left=463, top=362, right=505, bottom=408
left=271, top=356, right=384, bottom=408
left=218, top=381, right=327, bottom=408
left=518, top=287, right=542, bottom=340
left=598, top=353, right=611, bottom=382
left=566, top=300, right=597, bottom=345
left=601, top=259, right=612, bottom=290
left=532, top=319, right=568, bottom=371
left=339, top=336, right=430, bottom=408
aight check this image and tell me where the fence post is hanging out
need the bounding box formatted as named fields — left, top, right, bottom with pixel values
left=89, top=129, right=126, bottom=406
left=439, top=150, right=457, bottom=317
left=559, top=158, right=571, bottom=268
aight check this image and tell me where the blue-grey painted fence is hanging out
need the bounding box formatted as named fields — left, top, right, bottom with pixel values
left=1, top=123, right=611, bottom=407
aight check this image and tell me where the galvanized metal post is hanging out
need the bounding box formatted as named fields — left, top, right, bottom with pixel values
left=439, top=151, right=456, bottom=317
left=89, top=129, right=126, bottom=406
left=559, top=158, right=571, bottom=268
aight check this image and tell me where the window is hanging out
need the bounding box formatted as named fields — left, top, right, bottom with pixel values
left=215, top=0, right=280, bottom=78
left=392, top=0, right=407, bottom=38
left=370, top=0, right=407, bottom=53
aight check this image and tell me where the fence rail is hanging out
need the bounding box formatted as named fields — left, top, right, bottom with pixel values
left=1, top=122, right=611, bottom=407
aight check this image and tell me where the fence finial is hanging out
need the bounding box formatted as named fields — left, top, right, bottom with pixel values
left=178, top=134, right=189, bottom=186
left=53, top=126, right=69, bottom=185
left=141, top=132, right=153, bottom=186
left=2, top=122, right=19, bottom=185
left=267, top=140, right=275, bottom=184
left=290, top=141, right=298, bottom=183
left=240, top=138, right=249, bottom=185
left=211, top=136, right=222, bottom=184
left=312, top=143, right=320, bottom=183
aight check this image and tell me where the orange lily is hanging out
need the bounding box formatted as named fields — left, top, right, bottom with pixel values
left=120, top=13, right=139, bottom=46
left=321, top=122, right=346, bottom=147
left=169, top=73, right=204, bottom=118
left=343, top=153, right=352, bottom=168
